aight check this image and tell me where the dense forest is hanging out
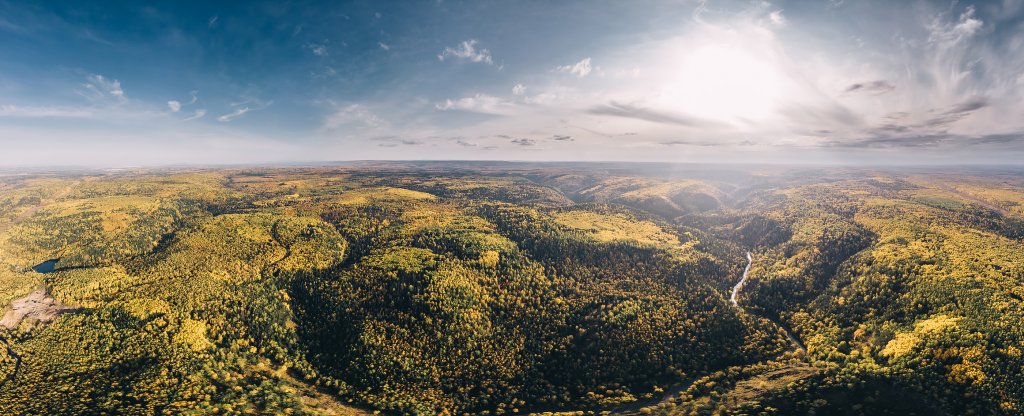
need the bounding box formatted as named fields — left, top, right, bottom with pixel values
left=1, top=163, right=1023, bottom=415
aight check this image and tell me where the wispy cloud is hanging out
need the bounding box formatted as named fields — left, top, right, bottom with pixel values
left=0, top=75, right=168, bottom=122
left=183, top=109, right=206, bottom=121
left=217, top=100, right=272, bottom=122
left=311, top=1, right=1024, bottom=161
left=660, top=139, right=719, bottom=147
left=8, top=1, right=1024, bottom=164
left=945, top=97, right=989, bottom=114
left=927, top=6, right=983, bottom=45
left=915, top=97, right=989, bottom=128
left=588, top=102, right=719, bottom=127
left=435, top=94, right=514, bottom=114
left=555, top=58, right=592, bottom=78
left=217, top=108, right=250, bottom=122
left=309, top=42, right=328, bottom=57
left=80, top=29, right=114, bottom=46
left=323, top=103, right=383, bottom=130
left=844, top=80, right=895, bottom=95
left=820, top=134, right=951, bottom=149
left=0, top=101, right=163, bottom=122
left=437, top=39, right=493, bottom=64
left=510, top=138, right=536, bottom=146
left=76, top=74, right=125, bottom=102
left=373, top=136, right=422, bottom=147
left=168, top=91, right=199, bottom=114
left=0, top=105, right=95, bottom=118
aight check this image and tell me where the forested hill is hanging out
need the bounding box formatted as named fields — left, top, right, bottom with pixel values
left=1, top=164, right=1023, bottom=415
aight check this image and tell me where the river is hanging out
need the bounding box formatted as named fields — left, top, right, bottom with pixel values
left=730, top=252, right=752, bottom=306
left=729, top=251, right=807, bottom=353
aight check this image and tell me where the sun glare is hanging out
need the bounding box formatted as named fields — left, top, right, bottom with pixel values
left=665, top=44, right=785, bottom=123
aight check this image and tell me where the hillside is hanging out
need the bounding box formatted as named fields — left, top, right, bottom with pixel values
left=0, top=164, right=1023, bottom=415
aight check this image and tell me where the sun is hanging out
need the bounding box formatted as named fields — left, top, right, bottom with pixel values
left=661, top=44, right=786, bottom=123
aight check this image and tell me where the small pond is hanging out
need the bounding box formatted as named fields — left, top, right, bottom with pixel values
left=32, top=259, right=59, bottom=274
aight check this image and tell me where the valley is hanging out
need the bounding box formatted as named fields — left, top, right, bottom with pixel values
left=0, top=162, right=1022, bottom=415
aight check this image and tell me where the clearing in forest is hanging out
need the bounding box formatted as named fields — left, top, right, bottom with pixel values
left=0, top=289, right=74, bottom=330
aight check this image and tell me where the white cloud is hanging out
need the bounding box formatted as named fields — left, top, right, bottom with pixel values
left=169, top=91, right=198, bottom=114
left=1, top=72, right=167, bottom=122
left=0, top=123, right=306, bottom=168
left=522, top=91, right=560, bottom=105
left=314, top=2, right=1024, bottom=161
left=14, top=0, right=1017, bottom=165
left=99, top=77, right=124, bottom=98
left=928, top=6, right=983, bottom=44
left=952, top=8, right=983, bottom=37
left=77, top=74, right=125, bottom=102
left=437, top=39, right=493, bottom=64
left=0, top=104, right=96, bottom=118
left=218, top=108, right=250, bottom=122
left=183, top=109, right=206, bottom=121
left=323, top=104, right=383, bottom=130
left=555, top=58, right=592, bottom=78
left=310, top=43, right=328, bottom=56
left=435, top=94, right=515, bottom=114
left=218, top=100, right=271, bottom=122
left=0, top=101, right=165, bottom=123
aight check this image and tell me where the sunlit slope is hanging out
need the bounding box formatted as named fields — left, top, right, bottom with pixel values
left=0, top=172, right=362, bottom=415
left=4, top=166, right=1024, bottom=415
left=649, top=174, right=1024, bottom=415
left=0, top=167, right=783, bottom=415
left=291, top=181, right=784, bottom=413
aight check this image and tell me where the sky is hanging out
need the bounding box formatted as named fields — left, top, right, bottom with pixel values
left=2, top=0, right=1024, bottom=167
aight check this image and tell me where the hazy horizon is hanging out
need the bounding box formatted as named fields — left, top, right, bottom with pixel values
left=3, top=0, right=1024, bottom=166
left=6, top=159, right=1024, bottom=174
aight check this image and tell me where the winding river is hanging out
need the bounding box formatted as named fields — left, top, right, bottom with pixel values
left=730, top=252, right=753, bottom=306
left=613, top=251, right=800, bottom=413
left=730, top=251, right=807, bottom=353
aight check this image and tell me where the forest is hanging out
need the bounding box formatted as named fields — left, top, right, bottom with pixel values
left=1, top=162, right=1024, bottom=415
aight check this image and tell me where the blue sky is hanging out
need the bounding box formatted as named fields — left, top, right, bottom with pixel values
left=2, top=0, right=1024, bottom=166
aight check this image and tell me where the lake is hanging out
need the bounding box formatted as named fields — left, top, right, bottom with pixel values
left=32, top=259, right=58, bottom=274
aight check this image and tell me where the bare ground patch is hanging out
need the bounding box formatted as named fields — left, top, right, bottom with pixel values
left=0, top=289, right=74, bottom=330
